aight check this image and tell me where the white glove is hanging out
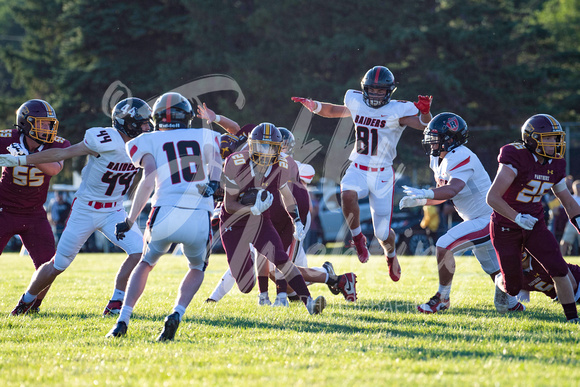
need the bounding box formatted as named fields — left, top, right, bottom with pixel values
left=293, top=220, right=306, bottom=241
left=402, top=185, right=434, bottom=199
left=250, top=189, right=273, bottom=216
left=514, top=213, right=538, bottom=230
left=399, top=196, right=427, bottom=209
left=7, top=143, right=29, bottom=156
left=0, top=154, right=25, bottom=167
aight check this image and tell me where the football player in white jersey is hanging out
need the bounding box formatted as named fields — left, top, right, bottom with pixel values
left=399, top=112, right=522, bottom=314
left=292, top=65, right=433, bottom=282
left=4, top=97, right=152, bottom=316
left=107, top=92, right=221, bottom=341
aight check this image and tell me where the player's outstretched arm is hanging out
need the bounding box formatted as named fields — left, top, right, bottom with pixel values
left=25, top=142, right=96, bottom=165
left=400, top=95, right=433, bottom=130
left=197, top=102, right=240, bottom=135
left=291, top=97, right=350, bottom=118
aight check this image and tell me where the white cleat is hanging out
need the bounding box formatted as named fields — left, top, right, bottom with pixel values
left=258, top=294, right=272, bottom=306
left=272, top=295, right=289, bottom=307
left=494, top=273, right=509, bottom=314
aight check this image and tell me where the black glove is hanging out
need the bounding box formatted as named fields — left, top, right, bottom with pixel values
left=115, top=218, right=133, bottom=240
left=198, top=180, right=220, bottom=197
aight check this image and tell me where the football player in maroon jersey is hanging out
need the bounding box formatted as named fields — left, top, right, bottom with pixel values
left=0, top=100, right=70, bottom=313
left=220, top=123, right=326, bottom=314
left=487, top=114, right=580, bottom=323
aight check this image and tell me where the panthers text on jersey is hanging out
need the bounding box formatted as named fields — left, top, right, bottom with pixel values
left=429, top=145, right=492, bottom=221
left=0, top=129, right=71, bottom=213
left=127, top=128, right=220, bottom=212
left=344, top=90, right=419, bottom=168
left=491, top=142, right=567, bottom=228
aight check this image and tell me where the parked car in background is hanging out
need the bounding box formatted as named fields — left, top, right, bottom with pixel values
left=315, top=176, right=436, bottom=256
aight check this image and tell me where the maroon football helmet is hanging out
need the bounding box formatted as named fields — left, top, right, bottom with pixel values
left=220, top=133, right=240, bottom=160
left=15, top=99, right=59, bottom=144
left=248, top=123, right=282, bottom=166
left=521, top=114, right=565, bottom=159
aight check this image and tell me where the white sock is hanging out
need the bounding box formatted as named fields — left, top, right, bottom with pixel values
left=260, top=291, right=269, bottom=298
left=22, top=292, right=37, bottom=303
left=350, top=227, right=362, bottom=237
left=209, top=269, right=236, bottom=302
left=276, top=292, right=287, bottom=299
left=117, top=305, right=133, bottom=324
left=507, top=295, right=519, bottom=308
left=287, top=291, right=297, bottom=298
left=111, top=289, right=125, bottom=301
left=387, top=250, right=396, bottom=258
left=173, top=305, right=186, bottom=321
left=438, top=284, right=452, bottom=299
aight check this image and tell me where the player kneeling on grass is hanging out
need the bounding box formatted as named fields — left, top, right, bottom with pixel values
left=400, top=112, right=522, bottom=314
left=106, top=92, right=222, bottom=341
left=4, top=98, right=151, bottom=317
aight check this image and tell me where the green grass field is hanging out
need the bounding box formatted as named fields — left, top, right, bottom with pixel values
left=1, top=251, right=579, bottom=386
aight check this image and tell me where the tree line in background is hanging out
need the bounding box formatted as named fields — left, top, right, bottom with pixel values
left=0, top=0, right=579, bottom=184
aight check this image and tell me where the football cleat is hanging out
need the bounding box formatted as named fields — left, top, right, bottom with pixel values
left=272, top=295, right=289, bottom=307
left=494, top=274, right=509, bottom=314
left=352, top=234, right=370, bottom=263
left=11, top=295, right=35, bottom=316
left=306, top=296, right=326, bottom=315
left=258, top=293, right=272, bottom=306
left=567, top=317, right=580, bottom=324
left=103, top=300, right=123, bottom=317
left=106, top=321, right=128, bottom=338
left=337, top=273, right=358, bottom=302
left=507, top=302, right=526, bottom=312
left=157, top=312, right=180, bottom=342
left=386, top=255, right=401, bottom=282
left=205, top=298, right=217, bottom=303
left=417, top=292, right=450, bottom=314
left=27, top=298, right=42, bottom=315
left=322, top=261, right=341, bottom=295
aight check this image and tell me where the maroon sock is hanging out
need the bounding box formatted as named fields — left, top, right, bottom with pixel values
left=276, top=279, right=288, bottom=294
left=288, top=276, right=311, bottom=305
left=562, top=302, right=578, bottom=320
left=258, top=276, right=269, bottom=294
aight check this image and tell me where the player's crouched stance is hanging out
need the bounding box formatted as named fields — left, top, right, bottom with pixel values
left=400, top=113, right=521, bottom=314
left=107, top=92, right=222, bottom=340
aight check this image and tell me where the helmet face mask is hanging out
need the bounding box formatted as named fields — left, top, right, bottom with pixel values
left=151, top=92, right=194, bottom=130
left=16, top=99, right=59, bottom=144
left=361, top=66, right=397, bottom=108
left=249, top=123, right=282, bottom=167
left=112, top=98, right=152, bottom=138
left=278, top=127, right=295, bottom=156
left=422, top=112, right=468, bottom=157
left=521, top=114, right=566, bottom=159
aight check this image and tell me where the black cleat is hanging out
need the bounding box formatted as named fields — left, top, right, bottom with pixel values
left=106, top=321, right=128, bottom=338
left=157, top=312, right=180, bottom=342
left=322, top=261, right=341, bottom=295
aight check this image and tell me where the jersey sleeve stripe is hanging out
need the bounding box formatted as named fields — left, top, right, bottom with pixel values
left=449, top=156, right=470, bottom=171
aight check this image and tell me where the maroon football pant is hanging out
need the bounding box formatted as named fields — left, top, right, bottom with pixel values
left=0, top=210, right=56, bottom=268
left=490, top=218, right=568, bottom=296
left=221, top=217, right=291, bottom=293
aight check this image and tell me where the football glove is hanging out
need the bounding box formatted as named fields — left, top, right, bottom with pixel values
left=250, top=189, right=273, bottom=216
left=197, top=180, right=220, bottom=197
left=293, top=220, right=306, bottom=242
left=291, top=97, right=321, bottom=113
left=399, top=196, right=427, bottom=209
left=7, top=143, right=29, bottom=156
left=402, top=185, right=434, bottom=199
left=413, top=95, right=433, bottom=115
left=115, top=218, right=133, bottom=240
left=514, top=213, right=538, bottom=230
left=0, top=154, right=25, bottom=167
